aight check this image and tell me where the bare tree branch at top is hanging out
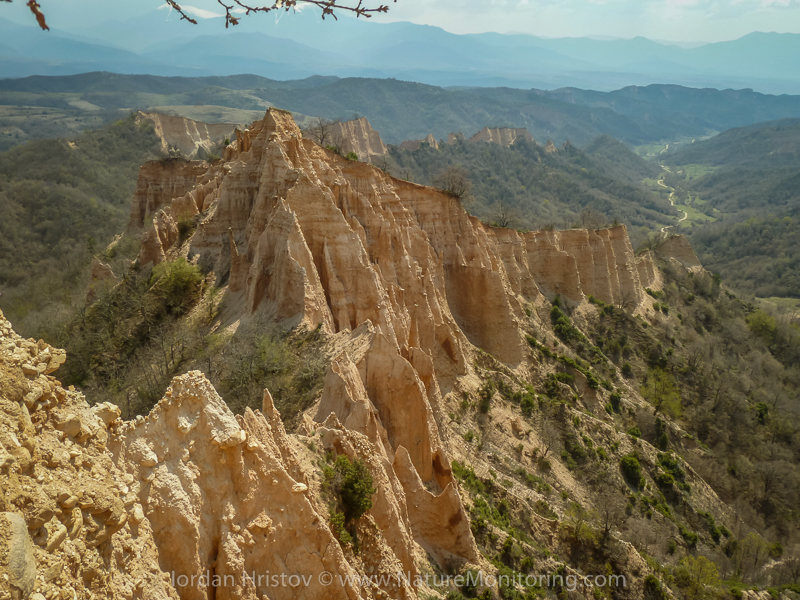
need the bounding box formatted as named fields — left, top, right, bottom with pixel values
left=7, top=0, right=396, bottom=31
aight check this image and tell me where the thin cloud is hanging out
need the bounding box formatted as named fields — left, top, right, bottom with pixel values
left=158, top=3, right=223, bottom=19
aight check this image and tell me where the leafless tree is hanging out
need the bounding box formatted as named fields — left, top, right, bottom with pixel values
left=432, top=165, right=472, bottom=201
left=781, top=556, right=800, bottom=584
left=615, top=288, right=638, bottom=311
left=14, top=0, right=394, bottom=31
left=577, top=207, right=606, bottom=229
left=536, top=411, right=562, bottom=459
left=596, top=489, right=628, bottom=543
left=490, top=199, right=520, bottom=228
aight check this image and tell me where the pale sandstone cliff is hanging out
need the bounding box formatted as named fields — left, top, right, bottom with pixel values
left=135, top=112, right=236, bottom=158
left=469, top=127, right=533, bottom=147
left=328, top=118, right=388, bottom=161
left=398, top=134, right=438, bottom=152
left=657, top=234, right=704, bottom=272
left=0, top=310, right=452, bottom=600
left=2, top=108, right=715, bottom=600
left=140, top=109, right=658, bottom=360
left=128, top=160, right=211, bottom=229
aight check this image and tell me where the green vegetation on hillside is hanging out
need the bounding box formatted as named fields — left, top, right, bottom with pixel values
left=4, top=73, right=800, bottom=152
left=455, top=251, right=800, bottom=597
left=661, top=119, right=800, bottom=297
left=384, top=136, right=673, bottom=237
left=0, top=114, right=160, bottom=334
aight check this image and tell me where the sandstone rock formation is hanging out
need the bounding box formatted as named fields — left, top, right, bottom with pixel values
left=136, top=112, right=236, bottom=158
left=0, top=310, right=178, bottom=600
left=469, top=127, right=533, bottom=147
left=86, top=258, right=118, bottom=302
left=328, top=117, right=388, bottom=161
left=2, top=106, right=719, bottom=600
left=657, top=234, right=703, bottom=272
left=137, top=108, right=658, bottom=362
left=128, top=160, right=211, bottom=229
left=544, top=140, right=558, bottom=154
left=0, top=308, right=471, bottom=600
left=398, top=134, right=438, bottom=151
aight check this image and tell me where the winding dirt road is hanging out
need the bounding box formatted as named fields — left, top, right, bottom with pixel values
left=658, top=166, right=688, bottom=233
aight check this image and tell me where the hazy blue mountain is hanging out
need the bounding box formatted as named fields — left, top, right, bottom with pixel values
left=3, top=13, right=800, bottom=93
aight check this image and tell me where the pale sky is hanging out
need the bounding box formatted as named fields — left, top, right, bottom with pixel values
left=3, top=0, right=800, bottom=42
left=377, top=0, right=800, bottom=42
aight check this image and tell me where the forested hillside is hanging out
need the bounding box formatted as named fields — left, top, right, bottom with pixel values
left=0, top=115, right=160, bottom=333
left=385, top=134, right=672, bottom=240
left=4, top=73, right=800, bottom=150
left=663, top=119, right=800, bottom=297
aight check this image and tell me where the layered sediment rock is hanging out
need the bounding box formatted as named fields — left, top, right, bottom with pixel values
left=109, top=375, right=366, bottom=600
left=139, top=108, right=656, bottom=361
left=658, top=234, right=703, bottom=271
left=398, top=134, right=438, bottom=151
left=329, top=117, right=388, bottom=161
left=469, top=127, right=533, bottom=147
left=128, top=160, right=211, bottom=229
left=136, top=112, right=236, bottom=158
left=0, top=309, right=470, bottom=600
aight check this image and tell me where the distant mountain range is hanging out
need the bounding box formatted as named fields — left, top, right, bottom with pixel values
left=2, top=12, right=800, bottom=93
left=3, top=73, right=800, bottom=148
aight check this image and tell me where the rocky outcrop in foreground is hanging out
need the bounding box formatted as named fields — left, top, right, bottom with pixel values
left=3, top=108, right=692, bottom=600
left=1, top=307, right=472, bottom=600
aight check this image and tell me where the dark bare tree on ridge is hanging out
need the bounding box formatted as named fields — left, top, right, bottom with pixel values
left=5, top=0, right=396, bottom=31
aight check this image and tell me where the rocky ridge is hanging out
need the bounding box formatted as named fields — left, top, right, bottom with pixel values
left=3, top=108, right=742, bottom=600
left=399, top=135, right=438, bottom=152
left=328, top=117, right=388, bottom=161
left=135, top=112, right=237, bottom=159
left=469, top=127, right=534, bottom=147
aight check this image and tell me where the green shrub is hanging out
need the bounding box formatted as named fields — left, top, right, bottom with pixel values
left=609, top=391, right=622, bottom=411
left=770, top=541, right=784, bottom=558
left=478, top=379, right=495, bottom=413
left=655, top=471, right=675, bottom=489
left=627, top=427, right=641, bottom=439
left=520, top=392, right=536, bottom=417
left=344, top=151, right=359, bottom=161
left=329, top=508, right=351, bottom=545
left=622, top=362, right=633, bottom=378
left=452, top=460, right=486, bottom=495
left=679, top=525, right=699, bottom=547
left=550, top=303, right=584, bottom=344
left=643, top=574, right=668, bottom=600
left=620, top=454, right=643, bottom=488
left=331, top=455, right=376, bottom=523
left=150, top=257, right=204, bottom=313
